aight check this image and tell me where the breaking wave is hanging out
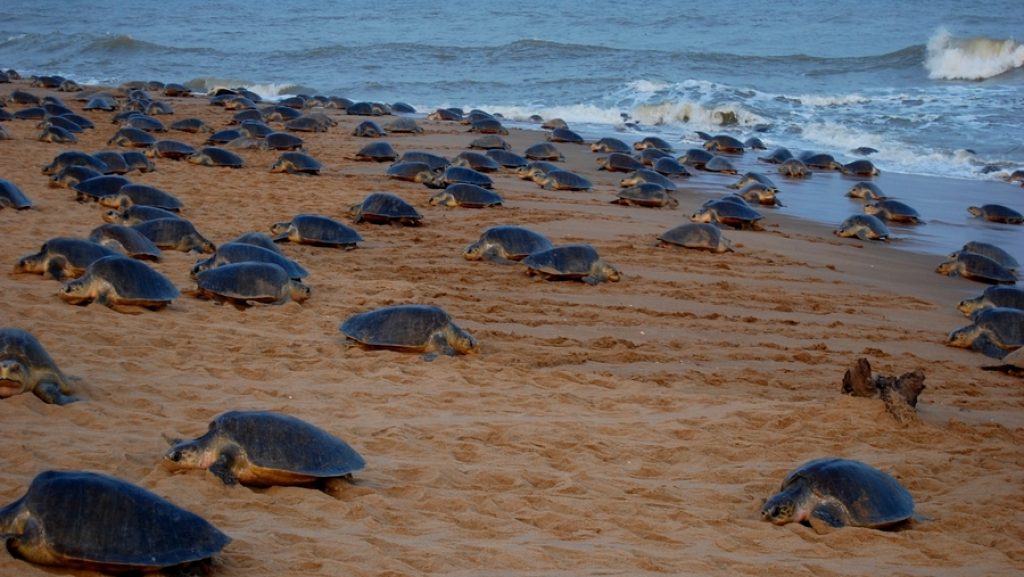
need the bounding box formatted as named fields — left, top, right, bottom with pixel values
left=925, top=28, right=1024, bottom=80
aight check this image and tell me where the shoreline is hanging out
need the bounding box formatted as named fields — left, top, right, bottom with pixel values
left=1, top=79, right=1022, bottom=577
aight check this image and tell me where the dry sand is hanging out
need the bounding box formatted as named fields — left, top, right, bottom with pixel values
left=1, top=80, right=1022, bottom=577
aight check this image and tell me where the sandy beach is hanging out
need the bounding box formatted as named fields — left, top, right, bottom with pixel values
left=1, top=80, right=1022, bottom=577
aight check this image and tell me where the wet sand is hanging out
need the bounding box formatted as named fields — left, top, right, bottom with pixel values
left=1, top=80, right=1022, bottom=577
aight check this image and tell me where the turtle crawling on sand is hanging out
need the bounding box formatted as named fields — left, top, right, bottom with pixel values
left=957, top=286, right=1024, bottom=316
left=834, top=214, right=890, bottom=241
left=165, top=410, right=364, bottom=490
left=58, top=255, right=179, bottom=312
left=521, top=244, right=620, bottom=285
left=762, top=458, right=915, bottom=533
left=340, top=304, right=479, bottom=357
left=463, top=225, right=554, bottom=264
left=0, top=470, right=229, bottom=574
left=946, top=307, right=1024, bottom=358
left=935, top=252, right=1016, bottom=285
left=658, top=223, right=734, bottom=253
left=190, top=262, right=311, bottom=309
left=0, top=328, right=76, bottom=404
left=968, top=204, right=1023, bottom=224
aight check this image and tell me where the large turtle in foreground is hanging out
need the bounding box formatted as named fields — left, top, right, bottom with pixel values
left=957, top=286, right=1024, bottom=316
left=946, top=307, right=1024, bottom=358
left=761, top=458, right=915, bottom=533
left=521, top=244, right=621, bottom=285
left=463, top=225, right=554, bottom=264
left=0, top=328, right=76, bottom=404
left=0, top=470, right=229, bottom=573
left=165, top=410, right=364, bottom=491
left=14, top=237, right=120, bottom=281
left=935, top=252, right=1016, bottom=285
left=340, top=304, right=479, bottom=358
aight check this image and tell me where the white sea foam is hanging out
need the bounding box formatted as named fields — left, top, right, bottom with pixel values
left=631, top=100, right=766, bottom=130
left=925, top=28, right=1024, bottom=80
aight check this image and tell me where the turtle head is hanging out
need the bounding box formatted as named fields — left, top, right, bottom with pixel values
left=863, top=204, right=880, bottom=216
left=102, top=209, right=126, bottom=224
left=689, top=207, right=713, bottom=223
left=0, top=359, right=28, bottom=397
left=57, top=279, right=93, bottom=305
left=428, top=192, right=457, bottom=207
left=761, top=493, right=798, bottom=524
left=967, top=206, right=982, bottom=217
left=956, top=296, right=983, bottom=316
left=289, top=281, right=312, bottom=303
left=163, top=440, right=206, bottom=470
left=462, top=240, right=485, bottom=261
left=13, top=252, right=44, bottom=274
left=946, top=326, right=974, bottom=349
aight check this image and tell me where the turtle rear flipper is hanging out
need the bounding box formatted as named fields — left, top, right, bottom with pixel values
left=34, top=381, right=77, bottom=405
left=209, top=446, right=241, bottom=485
left=808, top=500, right=851, bottom=534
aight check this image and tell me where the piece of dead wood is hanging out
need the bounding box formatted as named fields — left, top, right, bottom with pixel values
left=841, top=358, right=925, bottom=424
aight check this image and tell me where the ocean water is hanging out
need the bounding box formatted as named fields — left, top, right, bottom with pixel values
left=1, top=0, right=1022, bottom=257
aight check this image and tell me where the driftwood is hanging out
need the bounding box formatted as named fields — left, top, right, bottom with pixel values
left=841, top=358, right=925, bottom=424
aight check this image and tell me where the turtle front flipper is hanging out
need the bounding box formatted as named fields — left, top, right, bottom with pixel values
left=33, top=381, right=77, bottom=405
left=808, top=500, right=851, bottom=533
left=44, top=256, right=69, bottom=281
left=209, top=446, right=241, bottom=485
left=5, top=516, right=61, bottom=567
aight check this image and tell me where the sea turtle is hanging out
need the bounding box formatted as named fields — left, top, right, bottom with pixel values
left=71, top=175, right=132, bottom=203
left=485, top=149, right=528, bottom=169
left=104, top=205, right=183, bottom=225
left=240, top=120, right=273, bottom=138
left=548, top=127, right=584, bottom=144
left=935, top=252, right=1016, bottom=285
left=516, top=161, right=560, bottom=181
left=865, top=200, right=921, bottom=223
left=453, top=151, right=501, bottom=173
left=353, top=141, right=398, bottom=162
left=612, top=183, right=677, bottom=208
left=637, top=147, right=671, bottom=166
left=206, top=128, right=243, bottom=145
left=597, top=153, right=645, bottom=173
left=147, top=139, right=198, bottom=160
left=469, top=134, right=511, bottom=150
left=658, top=223, right=734, bottom=253
left=745, top=137, right=767, bottom=150
left=800, top=152, right=842, bottom=171
left=170, top=117, right=211, bottom=133
left=652, top=157, right=691, bottom=177
left=285, top=115, right=331, bottom=132
left=727, top=172, right=777, bottom=191
left=427, top=108, right=463, bottom=121
left=429, top=184, right=503, bottom=208
left=620, top=169, right=678, bottom=191
left=761, top=458, right=915, bottom=533
left=346, top=101, right=390, bottom=116
left=541, top=118, right=569, bottom=130
left=591, top=137, right=631, bottom=153
left=463, top=225, right=554, bottom=264
left=386, top=161, right=436, bottom=183
left=967, top=204, right=1023, bottom=224
left=0, top=470, right=229, bottom=573
left=634, top=136, right=673, bottom=151
left=385, top=117, right=422, bottom=133
left=429, top=166, right=494, bottom=189
left=120, top=114, right=165, bottom=133
left=164, top=410, right=364, bottom=490
left=132, top=218, right=215, bottom=253
left=120, top=151, right=156, bottom=173
left=778, top=158, right=811, bottom=178
left=14, top=238, right=121, bottom=281
left=41, top=151, right=109, bottom=176
left=88, top=223, right=162, bottom=260
left=191, top=242, right=308, bottom=279
left=677, top=148, right=714, bottom=169
left=736, top=183, right=783, bottom=207
left=521, top=244, right=620, bottom=285
left=952, top=241, right=1020, bottom=272
left=524, top=142, right=564, bottom=161
left=270, top=152, right=322, bottom=175
left=946, top=307, right=1024, bottom=358
left=842, top=159, right=880, bottom=177
left=703, top=134, right=745, bottom=154
left=189, top=262, right=311, bottom=308
left=390, top=101, right=416, bottom=113
left=690, top=200, right=764, bottom=230
left=352, top=120, right=386, bottom=137
left=263, top=131, right=305, bottom=151
left=339, top=304, right=479, bottom=357
left=468, top=117, right=507, bottom=134
left=270, top=214, right=364, bottom=247
left=230, top=231, right=286, bottom=255
left=0, top=328, right=76, bottom=404
left=106, top=184, right=183, bottom=211
left=834, top=214, right=891, bottom=241
left=349, top=192, right=422, bottom=225
left=847, top=182, right=886, bottom=200
left=59, top=255, right=179, bottom=312
left=91, top=152, right=128, bottom=175
left=399, top=151, right=450, bottom=171
left=107, top=127, right=156, bottom=148
left=957, top=286, right=1024, bottom=316
left=535, top=169, right=592, bottom=191
left=0, top=179, right=32, bottom=209
left=189, top=146, right=244, bottom=168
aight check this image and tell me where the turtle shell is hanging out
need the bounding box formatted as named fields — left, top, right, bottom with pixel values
left=15, top=237, right=121, bottom=280
left=437, top=166, right=494, bottom=188
left=691, top=200, right=764, bottom=229
left=470, top=135, right=510, bottom=150
left=800, top=152, right=842, bottom=170
left=703, top=155, right=738, bottom=174
left=598, top=153, right=644, bottom=173
left=188, top=147, right=244, bottom=168
left=131, top=218, right=215, bottom=253
left=834, top=214, right=891, bottom=240
left=351, top=193, right=422, bottom=225
left=49, top=166, right=103, bottom=189
left=652, top=157, right=691, bottom=177
left=354, top=141, right=397, bottom=162
left=108, top=127, right=156, bottom=148
left=463, top=225, right=554, bottom=262
left=639, top=148, right=673, bottom=166
left=935, top=252, right=1017, bottom=285
left=263, top=131, right=305, bottom=151
left=847, top=181, right=886, bottom=200
left=60, top=255, right=179, bottom=308
left=0, top=470, right=229, bottom=572
left=284, top=115, right=328, bottom=132
left=386, top=161, right=435, bottom=183
left=230, top=231, right=286, bottom=255
left=352, top=120, right=386, bottom=137
left=677, top=148, right=714, bottom=168
left=865, top=200, right=920, bottom=223
left=770, top=458, right=914, bottom=528
left=658, top=223, right=734, bottom=253
left=957, top=286, right=1024, bottom=316
left=148, top=139, right=197, bottom=160
left=399, top=151, right=449, bottom=171
left=521, top=244, right=618, bottom=283
left=591, top=137, right=631, bottom=153
left=206, top=128, right=242, bottom=145
left=969, top=204, right=1023, bottom=224
left=634, top=136, right=673, bottom=151
left=453, top=151, right=500, bottom=173
left=270, top=214, right=363, bottom=247
left=842, top=159, right=880, bottom=176
left=90, top=151, right=128, bottom=174
left=176, top=411, right=365, bottom=482
left=106, top=205, right=183, bottom=225
left=548, top=127, right=583, bottom=143
left=0, top=328, right=72, bottom=402
left=778, top=158, right=811, bottom=177
left=429, top=184, right=503, bottom=208
left=169, top=117, right=211, bottom=133
left=947, top=307, right=1024, bottom=357
left=524, top=142, right=564, bottom=161
left=192, top=242, right=308, bottom=279
left=339, top=304, right=477, bottom=354
left=194, top=262, right=310, bottom=305
left=485, top=149, right=528, bottom=168
left=88, top=224, right=162, bottom=260
left=538, top=169, right=591, bottom=191
left=72, top=175, right=131, bottom=202
left=0, top=179, right=32, bottom=209
left=111, top=184, right=183, bottom=211
left=270, top=152, right=322, bottom=175
left=703, top=135, right=745, bottom=154
left=613, top=183, right=677, bottom=208
left=957, top=241, right=1020, bottom=270
left=619, top=169, right=678, bottom=191
left=385, top=117, right=422, bottom=133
